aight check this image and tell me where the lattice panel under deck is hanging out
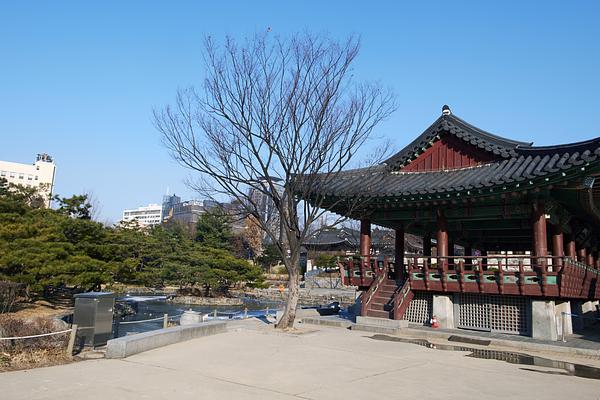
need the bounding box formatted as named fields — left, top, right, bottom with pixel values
left=456, top=293, right=491, bottom=331
left=405, top=292, right=433, bottom=325
left=456, top=293, right=529, bottom=335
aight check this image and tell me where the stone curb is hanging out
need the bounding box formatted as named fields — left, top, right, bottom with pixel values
left=401, top=328, right=600, bottom=358
left=300, top=316, right=600, bottom=358
left=301, top=317, right=353, bottom=329
left=106, top=321, right=227, bottom=359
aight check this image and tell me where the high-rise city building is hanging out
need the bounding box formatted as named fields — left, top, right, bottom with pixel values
left=163, top=199, right=221, bottom=233
left=161, top=193, right=181, bottom=222
left=122, top=204, right=163, bottom=227
left=247, top=177, right=282, bottom=239
left=0, top=153, right=56, bottom=207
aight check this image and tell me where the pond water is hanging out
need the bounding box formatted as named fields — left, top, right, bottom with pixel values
left=115, top=297, right=283, bottom=337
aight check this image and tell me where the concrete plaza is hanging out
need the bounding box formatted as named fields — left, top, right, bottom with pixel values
left=2, top=321, right=600, bottom=399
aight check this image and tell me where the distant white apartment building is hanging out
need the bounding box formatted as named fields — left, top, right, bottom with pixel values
left=122, top=204, right=163, bottom=227
left=0, top=153, right=56, bottom=207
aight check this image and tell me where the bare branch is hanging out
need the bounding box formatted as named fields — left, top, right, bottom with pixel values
left=155, top=32, right=396, bottom=328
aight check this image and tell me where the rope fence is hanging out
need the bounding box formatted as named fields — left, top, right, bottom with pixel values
left=561, top=312, right=600, bottom=321
left=0, top=329, right=72, bottom=341
left=118, top=314, right=182, bottom=325
left=0, top=308, right=280, bottom=343
left=560, top=311, right=600, bottom=342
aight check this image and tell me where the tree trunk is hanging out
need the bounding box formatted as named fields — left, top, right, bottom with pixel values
left=276, top=253, right=300, bottom=329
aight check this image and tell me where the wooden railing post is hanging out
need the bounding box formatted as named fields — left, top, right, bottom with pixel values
left=518, top=260, right=525, bottom=295
left=360, top=257, right=366, bottom=286
left=498, top=260, right=504, bottom=294
left=439, top=258, right=447, bottom=292
left=458, top=260, right=465, bottom=292
left=423, top=258, right=430, bottom=290
left=66, top=324, right=78, bottom=357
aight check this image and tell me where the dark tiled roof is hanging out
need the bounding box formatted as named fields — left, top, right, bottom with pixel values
left=384, top=113, right=532, bottom=170
left=299, top=112, right=600, bottom=198
left=304, top=229, right=358, bottom=246
left=303, top=228, right=423, bottom=252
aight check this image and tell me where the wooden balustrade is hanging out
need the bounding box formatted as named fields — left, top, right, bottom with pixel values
left=359, top=258, right=389, bottom=316
left=340, top=254, right=600, bottom=300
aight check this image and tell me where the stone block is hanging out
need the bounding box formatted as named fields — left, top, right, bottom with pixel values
left=432, top=294, right=454, bottom=329
left=531, top=300, right=558, bottom=341
left=301, top=317, right=353, bottom=329
left=554, top=301, right=573, bottom=336
left=106, top=321, right=227, bottom=359
left=355, top=316, right=408, bottom=329
left=352, top=324, right=400, bottom=335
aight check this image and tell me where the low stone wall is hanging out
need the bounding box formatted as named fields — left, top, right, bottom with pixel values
left=168, top=296, right=243, bottom=306
left=106, top=321, right=227, bottom=359
left=304, top=276, right=343, bottom=289
left=244, top=288, right=357, bottom=307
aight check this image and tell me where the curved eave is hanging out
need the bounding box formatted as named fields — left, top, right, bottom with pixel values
left=304, top=159, right=600, bottom=214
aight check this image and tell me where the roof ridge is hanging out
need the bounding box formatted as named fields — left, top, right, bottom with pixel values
left=517, top=137, right=600, bottom=153
left=384, top=112, right=530, bottom=170
left=447, top=114, right=533, bottom=148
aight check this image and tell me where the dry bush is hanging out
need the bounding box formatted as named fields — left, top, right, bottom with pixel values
left=0, top=315, right=70, bottom=371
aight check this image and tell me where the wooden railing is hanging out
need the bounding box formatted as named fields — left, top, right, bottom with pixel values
left=340, top=255, right=600, bottom=300
left=392, top=280, right=413, bottom=320
left=359, top=258, right=389, bottom=316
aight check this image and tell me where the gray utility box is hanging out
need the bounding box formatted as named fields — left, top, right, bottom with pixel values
left=73, top=292, right=116, bottom=348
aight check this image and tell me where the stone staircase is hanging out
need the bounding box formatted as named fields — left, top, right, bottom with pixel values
left=364, top=279, right=402, bottom=319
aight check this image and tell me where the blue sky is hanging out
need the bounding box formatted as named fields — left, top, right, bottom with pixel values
left=1, top=1, right=599, bottom=223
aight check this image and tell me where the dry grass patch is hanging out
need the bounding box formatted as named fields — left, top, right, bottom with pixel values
left=0, top=314, right=73, bottom=372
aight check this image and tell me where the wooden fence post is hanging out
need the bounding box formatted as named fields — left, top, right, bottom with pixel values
left=66, top=324, right=78, bottom=357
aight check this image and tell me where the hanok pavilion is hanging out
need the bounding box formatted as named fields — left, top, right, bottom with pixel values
left=298, top=106, right=600, bottom=340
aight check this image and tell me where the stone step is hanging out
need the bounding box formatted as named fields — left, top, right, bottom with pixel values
left=365, top=309, right=391, bottom=319
left=356, top=316, right=409, bottom=329
left=352, top=324, right=400, bottom=335
left=370, top=303, right=393, bottom=312
left=380, top=284, right=398, bottom=290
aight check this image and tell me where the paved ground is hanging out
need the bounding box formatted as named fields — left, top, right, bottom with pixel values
left=2, top=321, right=600, bottom=399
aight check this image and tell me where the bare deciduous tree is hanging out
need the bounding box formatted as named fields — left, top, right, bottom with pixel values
left=154, top=32, right=395, bottom=328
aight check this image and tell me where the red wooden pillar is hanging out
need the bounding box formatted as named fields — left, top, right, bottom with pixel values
left=436, top=210, right=448, bottom=270
left=532, top=203, right=548, bottom=268
left=577, top=247, right=587, bottom=263
left=448, top=239, right=455, bottom=270
left=551, top=224, right=564, bottom=267
left=394, top=225, right=405, bottom=280
left=359, top=219, right=371, bottom=283
left=586, top=249, right=594, bottom=267
left=360, top=219, right=371, bottom=258
left=566, top=235, right=577, bottom=260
